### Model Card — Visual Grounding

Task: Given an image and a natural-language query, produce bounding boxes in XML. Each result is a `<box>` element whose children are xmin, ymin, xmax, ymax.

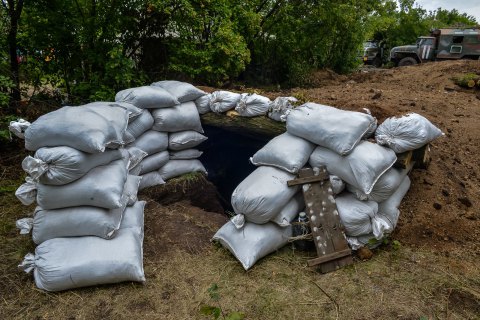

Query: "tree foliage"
<box><xmin>0</xmin><ymin>0</ymin><xmax>478</xmax><ymax>105</ymax></box>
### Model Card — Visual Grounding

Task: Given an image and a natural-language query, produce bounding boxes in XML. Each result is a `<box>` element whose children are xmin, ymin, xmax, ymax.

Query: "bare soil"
<box><xmin>1</xmin><ymin>60</ymin><xmax>479</xmax><ymax>319</ymax></box>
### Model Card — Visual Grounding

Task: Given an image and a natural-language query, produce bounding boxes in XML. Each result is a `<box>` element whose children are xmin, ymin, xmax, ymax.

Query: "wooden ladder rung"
<box><xmin>307</xmin><ymin>249</ymin><xmax>352</xmax><ymax>267</ymax></box>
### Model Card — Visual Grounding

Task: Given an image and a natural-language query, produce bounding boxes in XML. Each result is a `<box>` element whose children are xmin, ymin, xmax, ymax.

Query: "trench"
<box><xmin>198</xmin><ymin>125</ymin><xmax>271</xmax><ymax>211</ymax></box>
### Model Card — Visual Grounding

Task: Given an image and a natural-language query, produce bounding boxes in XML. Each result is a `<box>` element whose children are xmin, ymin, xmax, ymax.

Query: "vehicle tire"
<box><xmin>373</xmin><ymin>56</ymin><xmax>382</xmax><ymax>68</ymax></box>
<box><xmin>398</xmin><ymin>57</ymin><xmax>417</xmax><ymax>67</ymax></box>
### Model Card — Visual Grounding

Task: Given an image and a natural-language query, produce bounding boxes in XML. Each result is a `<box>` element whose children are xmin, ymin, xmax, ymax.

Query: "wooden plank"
<box><xmin>299</xmin><ymin>167</ymin><xmax>353</xmax><ymax>273</ymax></box>
<box><xmin>287</xmin><ymin>172</ymin><xmax>329</xmax><ymax>186</ymax></box>
<box><xmin>307</xmin><ymin>249</ymin><xmax>352</xmax><ymax>267</ymax></box>
<box><xmin>394</xmin><ymin>150</ymin><xmax>413</xmax><ymax>169</ymax></box>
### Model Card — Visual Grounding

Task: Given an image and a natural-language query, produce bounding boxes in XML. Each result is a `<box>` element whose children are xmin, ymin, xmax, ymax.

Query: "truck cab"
<box><xmin>361</xmin><ymin>40</ymin><xmax>384</xmax><ymax>67</ymax></box>
<box><xmin>390</xmin><ymin>28</ymin><xmax>480</xmax><ymax>66</ymax></box>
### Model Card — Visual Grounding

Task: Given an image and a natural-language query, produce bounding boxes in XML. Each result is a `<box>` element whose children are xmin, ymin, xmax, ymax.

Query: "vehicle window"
<box><xmin>423</xmin><ymin>38</ymin><xmax>434</xmax><ymax>46</ymax></box>
<box><xmin>464</xmin><ymin>36</ymin><xmax>480</xmax><ymax>44</ymax></box>
<box><xmin>452</xmin><ymin>36</ymin><xmax>464</xmax><ymax>44</ymax></box>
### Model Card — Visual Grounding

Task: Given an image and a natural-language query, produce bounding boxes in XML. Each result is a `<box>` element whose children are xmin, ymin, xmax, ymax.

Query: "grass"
<box><xmin>0</xmin><ymin>162</ymin><xmax>479</xmax><ymax>319</ymax></box>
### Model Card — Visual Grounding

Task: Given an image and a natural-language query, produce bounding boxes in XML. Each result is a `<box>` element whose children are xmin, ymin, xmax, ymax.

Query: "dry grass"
<box><xmin>1</xmin><ymin>187</ymin><xmax>479</xmax><ymax>319</ymax></box>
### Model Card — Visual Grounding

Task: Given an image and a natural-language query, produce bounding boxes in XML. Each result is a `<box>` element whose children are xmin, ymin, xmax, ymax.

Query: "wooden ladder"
<box><xmin>288</xmin><ymin>166</ymin><xmax>353</xmax><ymax>273</ymax></box>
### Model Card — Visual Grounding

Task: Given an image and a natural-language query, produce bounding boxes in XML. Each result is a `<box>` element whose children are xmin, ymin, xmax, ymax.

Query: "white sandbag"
<box><xmin>375</xmin><ymin>113</ymin><xmax>443</xmax><ymax>153</ymax></box>
<box><xmin>138</xmin><ymin>151</ymin><xmax>169</xmax><ymax>175</ymax></box>
<box><xmin>212</xmin><ymin>221</ymin><xmax>292</xmax><ymax>270</ymax></box>
<box><xmin>235</xmin><ymin>93</ymin><xmax>271</xmax><ymax>117</ymax></box>
<box><xmin>138</xmin><ymin>171</ymin><xmax>165</xmax><ymax>190</ymax></box>
<box><xmin>120</xmin><ymin>200</ymin><xmax>145</xmax><ymax>229</ymax></box>
<box><xmin>115</xmin><ymin>86</ymin><xmax>179</xmax><ymax>109</ymax></box>
<box><xmin>309</xmin><ymin>141</ymin><xmax>397</xmax><ymax>195</ymax></box>
<box><xmin>286</xmin><ymin>103</ymin><xmax>377</xmax><ymax>155</ymax></box>
<box><xmin>127</xmin><ymin>130</ymin><xmax>169</xmax><ymax>155</ymax></box>
<box><xmin>346</xmin><ymin>233</ymin><xmax>380</xmax><ymax>250</ymax></box>
<box><xmin>124</xmin><ymin>175</ymin><xmax>142</xmax><ymax>205</ymax></box>
<box><xmin>158</xmin><ymin>160</ymin><xmax>207</xmax><ymax>180</ymax></box>
<box><xmin>151</xmin><ymin>101</ymin><xmax>203</xmax><ymax>133</ymax></box>
<box><xmin>268</xmin><ymin>97</ymin><xmax>298</xmax><ymax>122</ymax></box>
<box><xmin>82</xmin><ymin>101</ymin><xmax>143</xmax><ymax>121</ymax></box>
<box><xmin>330</xmin><ymin>175</ymin><xmax>345</xmax><ymax>195</ymax></box>
<box><xmin>18</xmin><ymin>227</ymin><xmax>145</xmax><ymax>291</ymax></box>
<box><xmin>271</xmin><ymin>193</ymin><xmax>305</xmax><ymax>227</ymax></box>
<box><xmin>195</xmin><ymin>94</ymin><xmax>211</xmax><ymax>114</ymax></box>
<box><xmin>22</xmin><ymin>147</ymin><xmax>123</xmax><ymax>185</ymax></box>
<box><xmin>17</xmin><ymin>198</ymin><xmax>127</xmax><ymax>244</ymax></box>
<box><xmin>151</xmin><ymin>80</ymin><xmax>206</xmax><ymax>103</ymax></box>
<box><xmin>25</xmin><ymin>106</ymin><xmax>130</xmax><ymax>153</ymax></box>
<box><xmin>231</xmin><ymin>166</ymin><xmax>299</xmax><ymax>224</ymax></box>
<box><xmin>126</xmin><ymin>109</ymin><xmax>155</xmax><ymax>139</ymax></box>
<box><xmin>336</xmin><ymin>192</ymin><xmax>378</xmax><ymax>237</ymax></box>
<box><xmin>124</xmin><ymin>146</ymin><xmax>148</xmax><ymax>171</ymax></box>
<box><xmin>16</xmin><ymin>159</ymin><xmax>128</xmax><ymax>209</ymax></box>
<box><xmin>9</xmin><ymin>119</ymin><xmax>31</xmax><ymax>139</ymax></box>
<box><xmin>210</xmin><ymin>91</ymin><xmax>241</xmax><ymax>113</ymax></box>
<box><xmin>347</xmin><ymin>163</ymin><xmax>412</xmax><ymax>202</ymax></box>
<box><xmin>250</xmin><ymin>132</ymin><xmax>315</xmax><ymax>174</ymax></box>
<box><xmin>168</xmin><ymin>130</ymin><xmax>207</xmax><ymax>151</ymax></box>
<box><xmin>372</xmin><ymin>176</ymin><xmax>411</xmax><ymax>240</ymax></box>
<box><xmin>169</xmin><ymin>149</ymin><xmax>203</xmax><ymax>160</ymax></box>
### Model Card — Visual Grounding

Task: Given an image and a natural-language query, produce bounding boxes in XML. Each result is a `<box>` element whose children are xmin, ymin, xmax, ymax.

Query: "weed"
<box><xmin>200</xmin><ymin>284</ymin><xmax>245</xmax><ymax>320</ymax></box>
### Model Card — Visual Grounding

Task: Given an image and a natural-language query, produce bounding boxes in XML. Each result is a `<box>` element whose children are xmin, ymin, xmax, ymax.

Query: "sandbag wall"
<box><xmin>13</xmin><ymin>81</ymin><xmax>209</xmax><ymax>291</ymax></box>
<box><xmin>213</xmin><ymin>102</ymin><xmax>443</xmax><ymax>270</ymax></box>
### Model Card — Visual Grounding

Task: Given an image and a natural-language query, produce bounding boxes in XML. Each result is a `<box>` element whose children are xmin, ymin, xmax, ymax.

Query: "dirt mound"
<box><xmin>286</xmin><ymin>60</ymin><xmax>480</xmax><ymax>255</ymax></box>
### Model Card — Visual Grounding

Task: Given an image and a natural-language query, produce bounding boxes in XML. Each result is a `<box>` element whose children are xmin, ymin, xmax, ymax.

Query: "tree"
<box><xmin>1</xmin><ymin>0</ymin><xmax>24</xmax><ymax>109</ymax></box>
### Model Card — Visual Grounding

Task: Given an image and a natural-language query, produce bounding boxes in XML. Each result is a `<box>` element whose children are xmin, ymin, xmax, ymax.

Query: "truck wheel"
<box><xmin>398</xmin><ymin>57</ymin><xmax>417</xmax><ymax>66</ymax></box>
<box><xmin>373</xmin><ymin>57</ymin><xmax>382</xmax><ymax>68</ymax></box>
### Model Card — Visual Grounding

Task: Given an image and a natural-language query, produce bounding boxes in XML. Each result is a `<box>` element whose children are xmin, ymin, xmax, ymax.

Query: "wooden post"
<box><xmin>289</xmin><ymin>166</ymin><xmax>353</xmax><ymax>273</ymax></box>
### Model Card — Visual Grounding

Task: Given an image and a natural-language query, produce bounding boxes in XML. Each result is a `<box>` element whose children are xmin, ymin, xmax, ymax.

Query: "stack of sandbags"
<box><xmin>14</xmin><ymin>103</ymin><xmax>146</xmax><ymax>291</ymax></box>
<box><xmin>115</xmin><ymin>82</ymin><xmax>209</xmax><ymax>190</ymax></box>
<box><xmin>214</xmin><ymin>103</ymin><xmax>443</xmax><ymax>269</ymax></box>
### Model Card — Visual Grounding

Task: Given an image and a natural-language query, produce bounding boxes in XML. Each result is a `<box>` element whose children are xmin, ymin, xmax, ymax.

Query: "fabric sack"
<box><xmin>168</xmin><ymin>131</ymin><xmax>207</xmax><ymax>151</ymax></box>
<box><xmin>127</xmin><ymin>130</ymin><xmax>169</xmax><ymax>156</ymax></box>
<box><xmin>271</xmin><ymin>193</ymin><xmax>305</xmax><ymax>227</ymax></box>
<box><xmin>126</xmin><ymin>109</ymin><xmax>155</xmax><ymax>139</ymax></box>
<box><xmin>235</xmin><ymin>93</ymin><xmax>271</xmax><ymax>117</ymax></box>
<box><xmin>115</xmin><ymin>86</ymin><xmax>179</xmax><ymax>109</ymax></box>
<box><xmin>138</xmin><ymin>151</ymin><xmax>170</xmax><ymax>175</ymax></box>
<box><xmin>151</xmin><ymin>101</ymin><xmax>203</xmax><ymax>133</ymax></box>
<box><xmin>210</xmin><ymin>91</ymin><xmax>241</xmax><ymax>113</ymax></box>
<box><xmin>158</xmin><ymin>160</ymin><xmax>207</xmax><ymax>180</ymax></box>
<box><xmin>286</xmin><ymin>103</ymin><xmax>377</xmax><ymax>155</ymax></box>
<box><xmin>250</xmin><ymin>132</ymin><xmax>315</xmax><ymax>174</ymax></box>
<box><xmin>195</xmin><ymin>94</ymin><xmax>211</xmax><ymax>114</ymax></box>
<box><xmin>336</xmin><ymin>192</ymin><xmax>378</xmax><ymax>237</ymax></box>
<box><xmin>169</xmin><ymin>149</ymin><xmax>203</xmax><ymax>160</ymax></box>
<box><xmin>268</xmin><ymin>97</ymin><xmax>298</xmax><ymax>122</ymax></box>
<box><xmin>151</xmin><ymin>80</ymin><xmax>206</xmax><ymax>103</ymax></box>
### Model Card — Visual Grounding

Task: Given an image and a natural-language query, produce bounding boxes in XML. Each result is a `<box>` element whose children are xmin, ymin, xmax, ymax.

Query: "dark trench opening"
<box><xmin>198</xmin><ymin>125</ymin><xmax>272</xmax><ymax>212</ymax></box>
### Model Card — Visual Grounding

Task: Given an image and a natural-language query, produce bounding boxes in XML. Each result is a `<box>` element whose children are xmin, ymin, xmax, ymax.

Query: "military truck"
<box><xmin>361</xmin><ymin>40</ymin><xmax>385</xmax><ymax>68</ymax></box>
<box><xmin>390</xmin><ymin>27</ymin><xmax>480</xmax><ymax>66</ymax></box>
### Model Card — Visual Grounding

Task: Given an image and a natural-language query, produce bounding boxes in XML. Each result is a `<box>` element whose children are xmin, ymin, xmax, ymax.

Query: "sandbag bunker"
<box><xmin>11</xmin><ymin>81</ymin><xmax>443</xmax><ymax>291</ymax></box>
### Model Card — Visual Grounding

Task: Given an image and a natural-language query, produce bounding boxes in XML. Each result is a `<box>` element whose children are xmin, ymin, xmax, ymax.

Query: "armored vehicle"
<box><xmin>390</xmin><ymin>27</ymin><xmax>480</xmax><ymax>66</ymax></box>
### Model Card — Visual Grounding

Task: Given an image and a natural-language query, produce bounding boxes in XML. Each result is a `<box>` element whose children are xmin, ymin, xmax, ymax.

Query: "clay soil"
<box><xmin>1</xmin><ymin>60</ymin><xmax>479</xmax><ymax>319</ymax></box>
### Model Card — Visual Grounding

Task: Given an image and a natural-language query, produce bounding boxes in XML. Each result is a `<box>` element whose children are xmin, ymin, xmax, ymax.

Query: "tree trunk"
<box><xmin>5</xmin><ymin>0</ymin><xmax>24</xmax><ymax>110</ymax></box>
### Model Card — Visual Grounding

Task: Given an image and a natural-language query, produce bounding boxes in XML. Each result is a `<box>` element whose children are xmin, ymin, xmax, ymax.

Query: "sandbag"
<box><xmin>151</xmin><ymin>102</ymin><xmax>203</xmax><ymax>133</ymax></box>
<box><xmin>195</xmin><ymin>94</ymin><xmax>211</xmax><ymax>114</ymax></box>
<box><xmin>372</xmin><ymin>176</ymin><xmax>411</xmax><ymax>240</ymax></box>
<box><xmin>235</xmin><ymin>93</ymin><xmax>271</xmax><ymax>117</ymax></box>
<box><xmin>18</xmin><ymin>227</ymin><xmax>145</xmax><ymax>292</ymax></box>
<box><xmin>17</xmin><ymin>198</ymin><xmax>127</xmax><ymax>244</ymax></box>
<box><xmin>9</xmin><ymin>119</ymin><xmax>31</xmax><ymax>139</ymax></box>
<box><xmin>138</xmin><ymin>171</ymin><xmax>165</xmax><ymax>190</ymax></box>
<box><xmin>120</xmin><ymin>200</ymin><xmax>146</xmax><ymax>229</ymax></box>
<box><xmin>25</xmin><ymin>106</ymin><xmax>129</xmax><ymax>153</ymax></box>
<box><xmin>16</xmin><ymin>159</ymin><xmax>128</xmax><ymax>209</ymax></box>
<box><xmin>210</xmin><ymin>91</ymin><xmax>241</xmax><ymax>113</ymax></box>
<box><xmin>82</xmin><ymin>101</ymin><xmax>142</xmax><ymax>122</ymax></box>
<box><xmin>158</xmin><ymin>160</ymin><xmax>207</xmax><ymax>180</ymax></box>
<box><xmin>309</xmin><ymin>141</ymin><xmax>397</xmax><ymax>195</ymax></box>
<box><xmin>268</xmin><ymin>97</ymin><xmax>298</xmax><ymax>122</ymax></box>
<box><xmin>212</xmin><ymin>221</ymin><xmax>292</xmax><ymax>270</ymax></box>
<box><xmin>347</xmin><ymin>163</ymin><xmax>413</xmax><ymax>202</ymax></box>
<box><xmin>124</xmin><ymin>175</ymin><xmax>142</xmax><ymax>205</ymax></box>
<box><xmin>346</xmin><ymin>233</ymin><xmax>380</xmax><ymax>250</ymax></box>
<box><xmin>115</xmin><ymin>86</ymin><xmax>179</xmax><ymax>109</ymax></box>
<box><xmin>126</xmin><ymin>109</ymin><xmax>154</xmax><ymax>139</ymax></box>
<box><xmin>138</xmin><ymin>151</ymin><xmax>169</xmax><ymax>175</ymax></box>
<box><xmin>22</xmin><ymin>147</ymin><xmax>123</xmax><ymax>185</ymax></box>
<box><xmin>336</xmin><ymin>192</ymin><xmax>378</xmax><ymax>237</ymax></box>
<box><xmin>231</xmin><ymin>166</ymin><xmax>299</xmax><ymax>224</ymax></box>
<box><xmin>286</xmin><ymin>103</ymin><xmax>377</xmax><ymax>155</ymax></box>
<box><xmin>169</xmin><ymin>149</ymin><xmax>203</xmax><ymax>160</ymax></box>
<box><xmin>375</xmin><ymin>113</ymin><xmax>443</xmax><ymax>153</ymax></box>
<box><xmin>168</xmin><ymin>131</ymin><xmax>207</xmax><ymax>151</ymax></box>
<box><xmin>250</xmin><ymin>132</ymin><xmax>315</xmax><ymax>174</ymax></box>
<box><xmin>151</xmin><ymin>80</ymin><xmax>206</xmax><ymax>103</ymax></box>
<box><xmin>271</xmin><ymin>193</ymin><xmax>305</xmax><ymax>227</ymax></box>
<box><xmin>127</xmin><ymin>130</ymin><xmax>168</xmax><ymax>155</ymax></box>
